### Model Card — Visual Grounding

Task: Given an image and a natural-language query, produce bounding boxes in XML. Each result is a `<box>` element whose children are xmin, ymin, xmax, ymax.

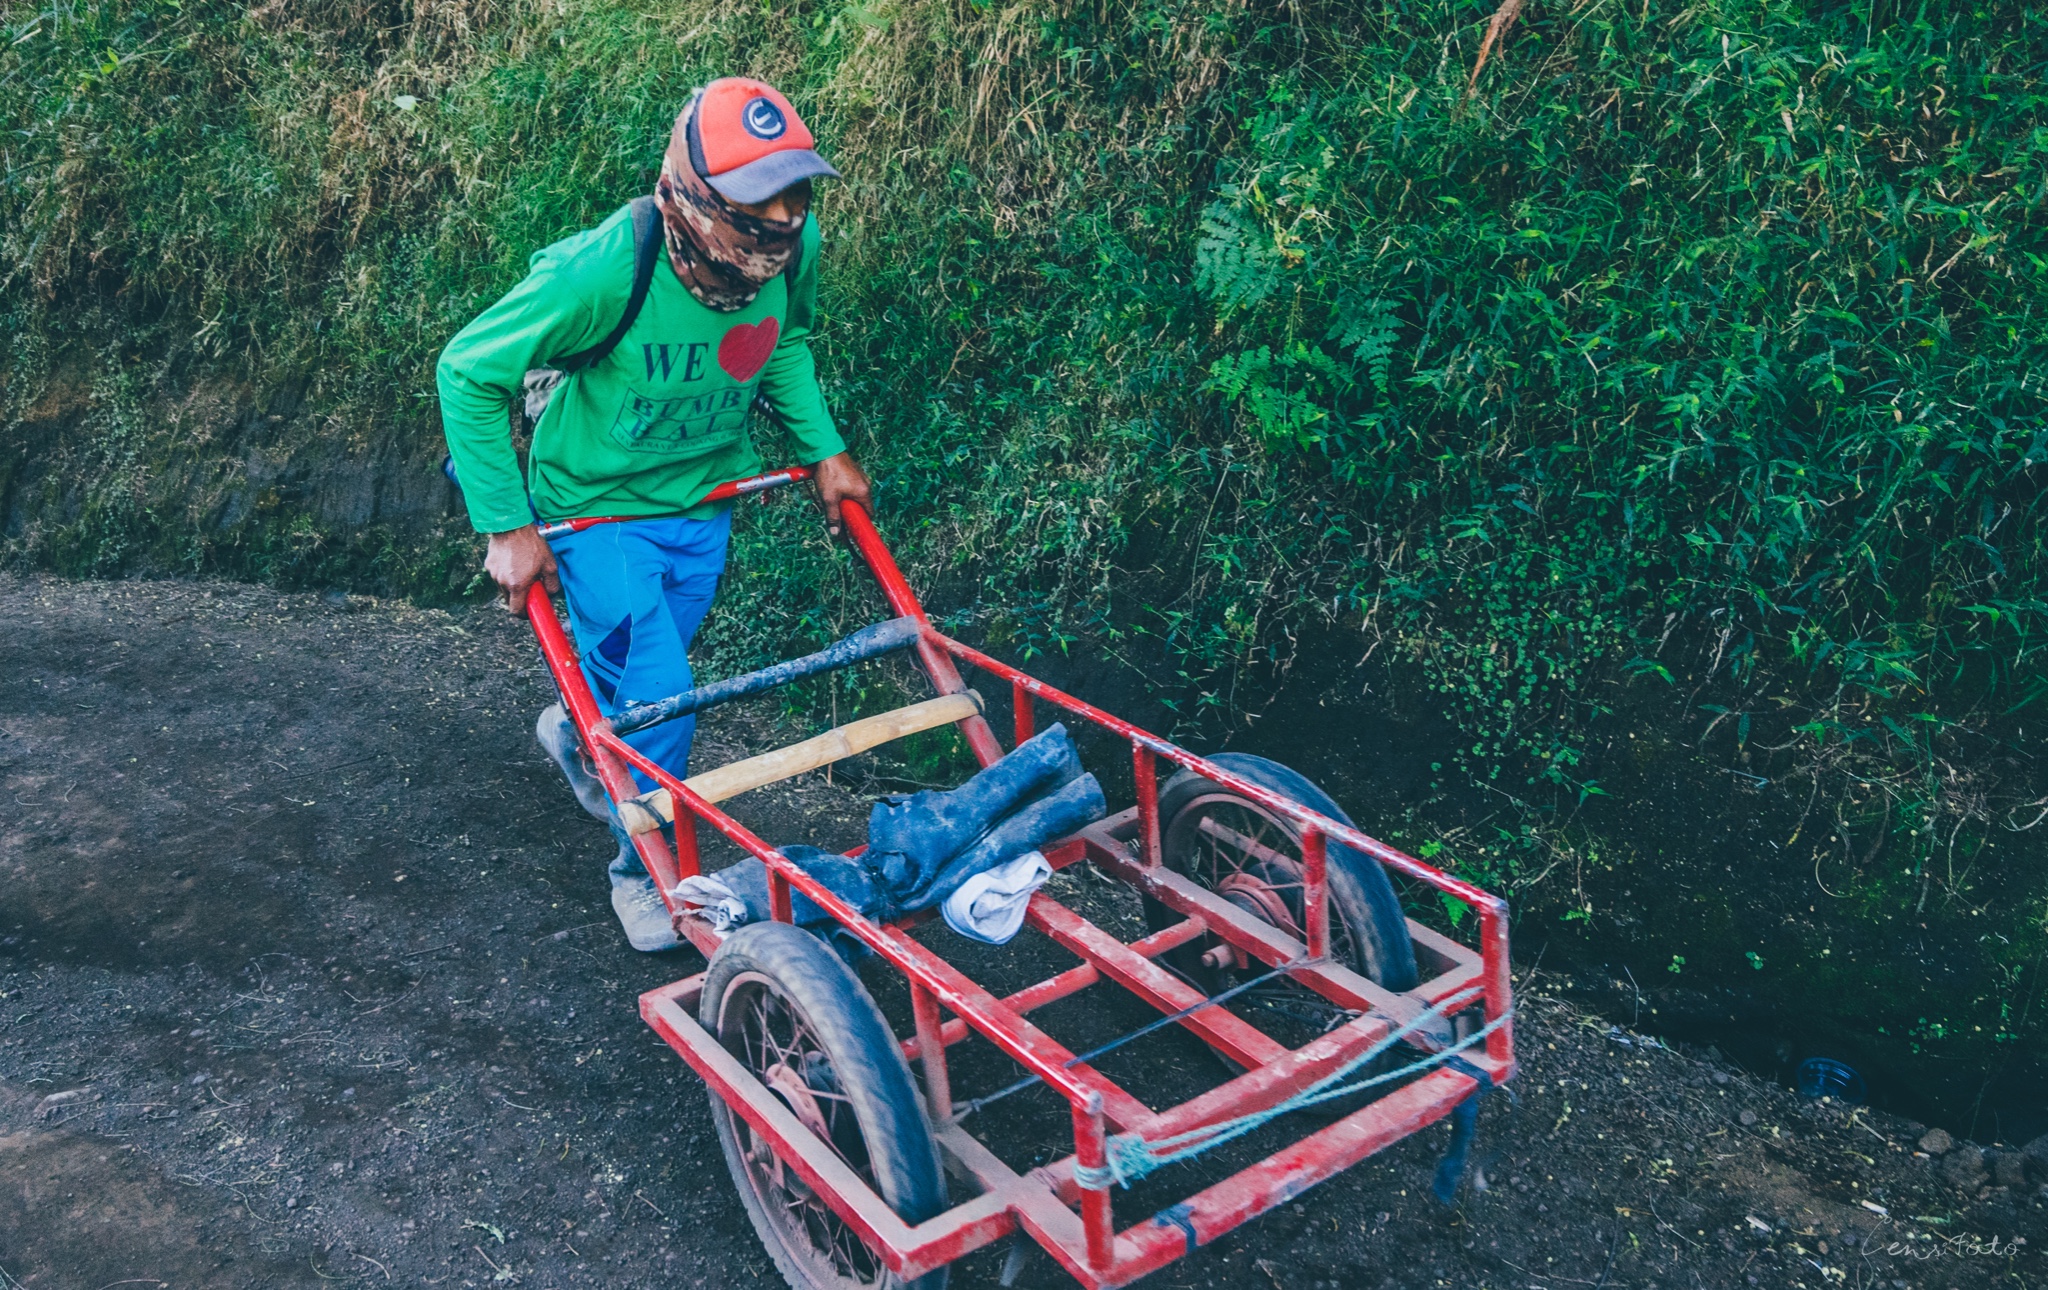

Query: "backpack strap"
<box><xmin>553</xmin><ymin>200</ymin><xmax>802</xmax><ymax>375</ymax></box>
<box><xmin>555</xmin><ymin>195</ymin><xmax>661</xmax><ymax>373</ymax></box>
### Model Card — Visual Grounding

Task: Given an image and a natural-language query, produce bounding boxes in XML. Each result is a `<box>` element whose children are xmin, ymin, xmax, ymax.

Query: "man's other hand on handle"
<box><xmin>812</xmin><ymin>451</ymin><xmax>873</xmax><ymax>538</ymax></box>
<box><xmin>486</xmin><ymin>525</ymin><xmax>560</xmax><ymax>615</ymax></box>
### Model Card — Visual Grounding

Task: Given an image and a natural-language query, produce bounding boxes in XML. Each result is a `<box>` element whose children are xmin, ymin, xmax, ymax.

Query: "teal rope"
<box><xmin>1071</xmin><ymin>997</ymin><xmax>1511</xmax><ymax>1191</ymax></box>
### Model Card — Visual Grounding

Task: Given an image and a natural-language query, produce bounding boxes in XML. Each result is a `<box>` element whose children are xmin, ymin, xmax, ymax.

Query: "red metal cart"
<box><xmin>524</xmin><ymin>468</ymin><xmax>1515</xmax><ymax>1290</ymax></box>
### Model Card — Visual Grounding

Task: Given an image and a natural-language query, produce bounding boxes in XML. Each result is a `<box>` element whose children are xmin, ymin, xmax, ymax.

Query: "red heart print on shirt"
<box><xmin>717</xmin><ymin>317</ymin><xmax>780</xmax><ymax>383</ymax></box>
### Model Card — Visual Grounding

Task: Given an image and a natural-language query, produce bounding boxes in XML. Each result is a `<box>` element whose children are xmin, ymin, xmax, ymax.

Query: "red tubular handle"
<box><xmin>523</xmin><ymin>584</ymin><xmax>684</xmax><ymax>898</ymax></box>
<box><xmin>836</xmin><ymin>499</ymin><xmax>1007</xmax><ymax>767</ymax></box>
<box><xmin>533</xmin><ymin>466</ymin><xmax>814</xmax><ymax>539</ymax></box>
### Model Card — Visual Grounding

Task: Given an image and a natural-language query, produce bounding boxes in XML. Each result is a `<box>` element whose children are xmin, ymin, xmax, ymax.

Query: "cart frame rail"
<box><xmin>523</xmin><ymin>469</ymin><xmax>1515</xmax><ymax>1290</ymax></box>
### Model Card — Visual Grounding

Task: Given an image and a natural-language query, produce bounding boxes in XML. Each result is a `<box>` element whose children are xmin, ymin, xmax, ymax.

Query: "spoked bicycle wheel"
<box><xmin>1142</xmin><ymin>753</ymin><xmax>1419</xmax><ymax>1048</ymax></box>
<box><xmin>702</xmin><ymin>921</ymin><xmax>949</xmax><ymax>1290</ymax></box>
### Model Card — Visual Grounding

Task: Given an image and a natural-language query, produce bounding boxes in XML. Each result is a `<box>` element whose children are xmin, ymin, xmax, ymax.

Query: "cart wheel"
<box><xmin>702</xmin><ymin>921</ymin><xmax>949</xmax><ymax>1290</ymax></box>
<box><xmin>1142</xmin><ymin>753</ymin><xmax>1419</xmax><ymax>1000</ymax></box>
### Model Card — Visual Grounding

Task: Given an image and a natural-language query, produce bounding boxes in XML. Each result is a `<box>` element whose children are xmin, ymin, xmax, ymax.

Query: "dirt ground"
<box><xmin>2</xmin><ymin>572</ymin><xmax>2044</xmax><ymax>1290</ymax></box>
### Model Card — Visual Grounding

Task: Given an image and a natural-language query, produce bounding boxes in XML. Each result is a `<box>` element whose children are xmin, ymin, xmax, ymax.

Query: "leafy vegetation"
<box><xmin>4</xmin><ymin>0</ymin><xmax>2046</xmax><ymax>1119</ymax></box>
<box><xmin>1194</xmin><ymin>4</ymin><xmax>2048</xmax><ymax>792</ymax></box>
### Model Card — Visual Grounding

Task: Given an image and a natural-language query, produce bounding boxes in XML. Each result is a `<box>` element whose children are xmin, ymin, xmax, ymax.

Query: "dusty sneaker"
<box><xmin>609</xmin><ymin>875</ymin><xmax>680</xmax><ymax>952</ymax></box>
<box><xmin>536</xmin><ymin>703</ymin><xmax>612</xmax><ymax>821</ymax></box>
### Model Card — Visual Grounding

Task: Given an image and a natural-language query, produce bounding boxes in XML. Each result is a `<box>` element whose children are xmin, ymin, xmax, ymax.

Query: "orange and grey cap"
<box><xmin>685</xmin><ymin>77</ymin><xmax>840</xmax><ymax>205</ymax></box>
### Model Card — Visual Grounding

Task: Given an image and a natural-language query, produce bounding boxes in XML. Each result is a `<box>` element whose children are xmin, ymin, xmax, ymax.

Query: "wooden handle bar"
<box><xmin>616</xmin><ymin>691</ymin><xmax>984</xmax><ymax>835</ymax></box>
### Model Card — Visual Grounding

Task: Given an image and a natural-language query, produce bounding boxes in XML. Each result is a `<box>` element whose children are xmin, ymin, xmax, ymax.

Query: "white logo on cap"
<box><xmin>741</xmin><ymin>97</ymin><xmax>787</xmax><ymax>141</ymax></box>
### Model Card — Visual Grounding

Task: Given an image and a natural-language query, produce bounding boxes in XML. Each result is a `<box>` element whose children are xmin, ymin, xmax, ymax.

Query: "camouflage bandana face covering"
<box><xmin>654</xmin><ymin>97</ymin><xmax>805</xmax><ymax>312</ymax></box>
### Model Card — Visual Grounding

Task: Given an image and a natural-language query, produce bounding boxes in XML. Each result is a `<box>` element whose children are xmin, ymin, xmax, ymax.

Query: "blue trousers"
<box><xmin>546</xmin><ymin>511</ymin><xmax>732</xmax><ymax>795</ymax></box>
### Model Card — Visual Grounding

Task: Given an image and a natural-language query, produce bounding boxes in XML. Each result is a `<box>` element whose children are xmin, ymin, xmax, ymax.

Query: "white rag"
<box><xmin>941</xmin><ymin>851</ymin><xmax>1052</xmax><ymax>945</ymax></box>
<box><xmin>670</xmin><ymin>874</ymin><xmax>750</xmax><ymax>932</ymax></box>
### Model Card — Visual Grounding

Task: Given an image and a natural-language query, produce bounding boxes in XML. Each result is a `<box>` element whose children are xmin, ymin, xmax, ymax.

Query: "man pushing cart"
<box><xmin>438</xmin><ymin>76</ymin><xmax>869</xmax><ymax>950</ymax></box>
<box><xmin>438</xmin><ymin>75</ymin><xmax>1516</xmax><ymax>1290</ymax></box>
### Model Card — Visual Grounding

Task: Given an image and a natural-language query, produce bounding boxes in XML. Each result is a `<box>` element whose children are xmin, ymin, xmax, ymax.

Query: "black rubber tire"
<box><xmin>1142</xmin><ymin>752</ymin><xmax>1419</xmax><ymax>994</ymax></box>
<box><xmin>702</xmin><ymin>921</ymin><xmax>949</xmax><ymax>1290</ymax></box>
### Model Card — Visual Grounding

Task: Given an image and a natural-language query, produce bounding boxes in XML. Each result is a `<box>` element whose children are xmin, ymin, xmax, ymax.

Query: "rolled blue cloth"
<box><xmin>866</xmin><ymin>722</ymin><xmax>1083</xmax><ymax>893</ymax></box>
<box><xmin>910</xmin><ymin>772</ymin><xmax>1106</xmax><ymax>910</ymax></box>
<box><xmin>720</xmin><ymin>846</ymin><xmax>886</xmax><ymax>928</ymax></box>
<box><xmin>713</xmin><ymin>727</ymin><xmax>1104</xmax><ymax>962</ymax></box>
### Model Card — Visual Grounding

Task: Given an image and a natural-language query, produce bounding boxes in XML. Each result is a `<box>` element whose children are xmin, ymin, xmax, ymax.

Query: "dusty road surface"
<box><xmin>1</xmin><ymin>573</ymin><xmax>2043</xmax><ymax>1289</ymax></box>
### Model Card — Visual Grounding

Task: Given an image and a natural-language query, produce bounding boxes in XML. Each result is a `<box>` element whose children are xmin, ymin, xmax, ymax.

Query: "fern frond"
<box><xmin>1194</xmin><ymin>201</ymin><xmax>1284</xmax><ymax>316</ymax></box>
<box><xmin>1331</xmin><ymin>295</ymin><xmax>1403</xmax><ymax>394</ymax></box>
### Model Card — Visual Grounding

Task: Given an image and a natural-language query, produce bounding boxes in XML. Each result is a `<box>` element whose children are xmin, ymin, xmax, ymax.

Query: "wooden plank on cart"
<box><xmin>617</xmin><ymin>691</ymin><xmax>982</xmax><ymax>834</ymax></box>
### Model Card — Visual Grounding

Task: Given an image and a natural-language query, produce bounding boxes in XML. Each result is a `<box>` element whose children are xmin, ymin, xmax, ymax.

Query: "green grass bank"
<box><xmin>4</xmin><ymin>0</ymin><xmax>2046</xmax><ymax>1130</ymax></box>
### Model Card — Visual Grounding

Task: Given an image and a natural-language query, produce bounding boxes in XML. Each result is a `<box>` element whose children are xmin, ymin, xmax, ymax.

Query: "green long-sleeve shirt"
<box><xmin>436</xmin><ymin>204</ymin><xmax>844</xmax><ymax>531</ymax></box>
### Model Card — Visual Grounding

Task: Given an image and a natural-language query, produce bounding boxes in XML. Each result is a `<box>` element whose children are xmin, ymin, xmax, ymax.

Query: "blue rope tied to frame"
<box><xmin>1070</xmin><ymin>996</ymin><xmax>1511</xmax><ymax>1192</ymax></box>
<box><xmin>1430</xmin><ymin>1053</ymin><xmax>1491</xmax><ymax>1204</ymax></box>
